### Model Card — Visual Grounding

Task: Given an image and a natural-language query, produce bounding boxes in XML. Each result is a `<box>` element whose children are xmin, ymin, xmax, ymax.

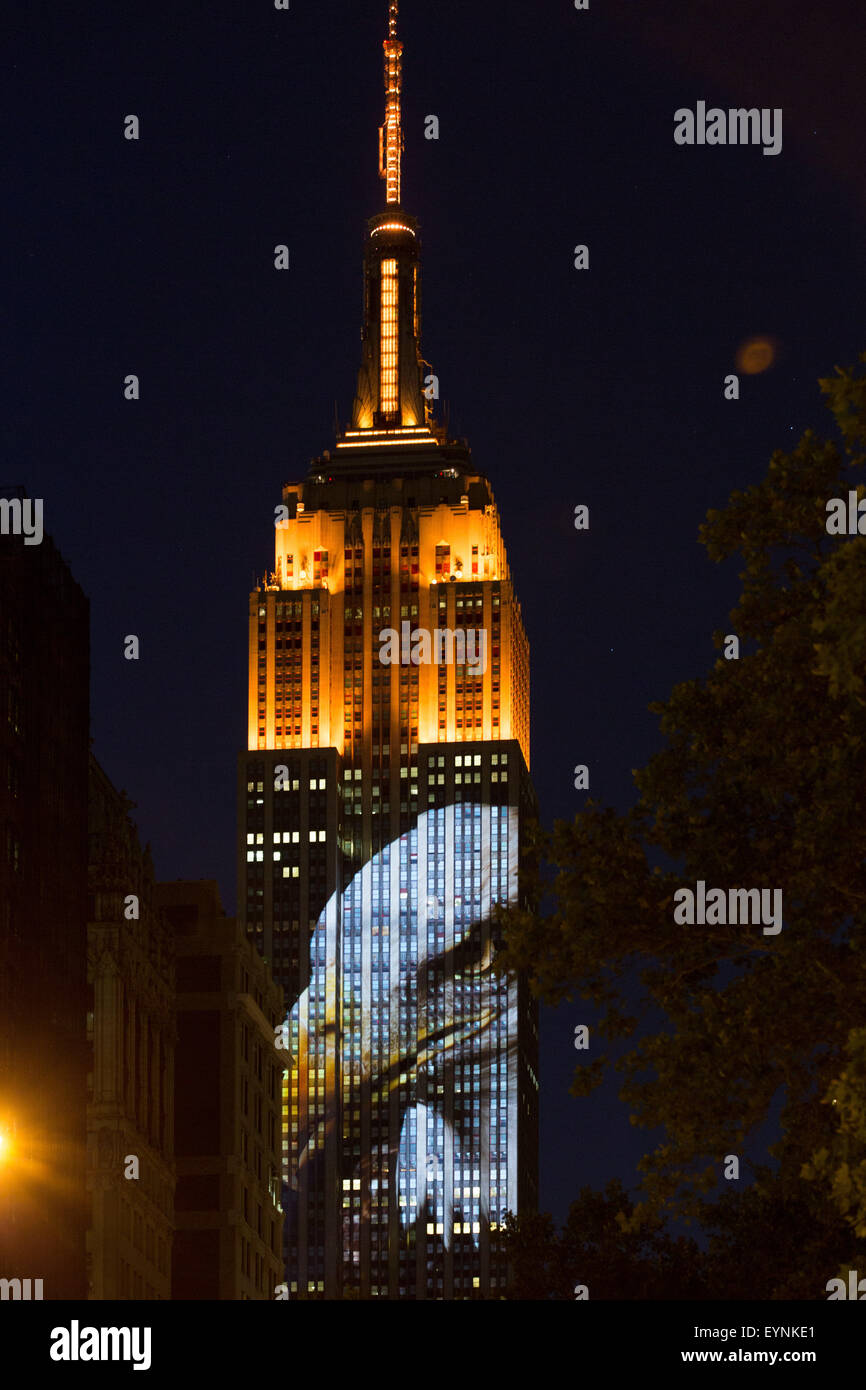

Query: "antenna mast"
<box><xmin>379</xmin><ymin>2</ymin><xmax>403</xmax><ymax>205</ymax></box>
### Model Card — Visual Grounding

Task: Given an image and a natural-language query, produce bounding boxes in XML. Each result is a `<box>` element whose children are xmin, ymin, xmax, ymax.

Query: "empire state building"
<box><xmin>237</xmin><ymin>1</ymin><xmax>538</xmax><ymax>1299</ymax></box>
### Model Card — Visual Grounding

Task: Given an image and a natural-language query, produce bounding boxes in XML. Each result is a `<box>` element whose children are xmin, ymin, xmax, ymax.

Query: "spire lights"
<box><xmin>379</xmin><ymin>1</ymin><xmax>403</xmax><ymax>205</ymax></box>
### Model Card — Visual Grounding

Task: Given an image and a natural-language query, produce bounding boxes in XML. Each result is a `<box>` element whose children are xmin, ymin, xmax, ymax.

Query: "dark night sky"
<box><xmin>6</xmin><ymin>0</ymin><xmax>864</xmax><ymax>1224</ymax></box>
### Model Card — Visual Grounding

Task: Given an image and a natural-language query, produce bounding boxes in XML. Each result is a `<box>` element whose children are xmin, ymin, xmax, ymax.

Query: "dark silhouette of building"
<box><xmin>158</xmin><ymin>880</ymin><xmax>284</xmax><ymax>1299</ymax></box>
<box><xmin>0</xmin><ymin>493</ymin><xmax>89</xmax><ymax>1299</ymax></box>
<box><xmin>87</xmin><ymin>755</ymin><xmax>175</xmax><ymax>1299</ymax></box>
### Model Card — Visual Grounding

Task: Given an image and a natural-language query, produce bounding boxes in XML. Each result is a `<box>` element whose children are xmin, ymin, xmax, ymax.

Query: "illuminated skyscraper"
<box><xmin>237</xmin><ymin>2</ymin><xmax>538</xmax><ymax>1299</ymax></box>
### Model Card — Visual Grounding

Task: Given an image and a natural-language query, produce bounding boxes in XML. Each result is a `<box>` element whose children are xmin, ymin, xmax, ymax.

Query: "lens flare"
<box><xmin>735</xmin><ymin>336</ymin><xmax>778</xmax><ymax>375</ymax></box>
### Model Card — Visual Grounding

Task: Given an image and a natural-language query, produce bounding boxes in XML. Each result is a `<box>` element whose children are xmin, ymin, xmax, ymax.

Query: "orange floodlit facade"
<box><xmin>247</xmin><ymin>486</ymin><xmax>529</xmax><ymax>764</ymax></box>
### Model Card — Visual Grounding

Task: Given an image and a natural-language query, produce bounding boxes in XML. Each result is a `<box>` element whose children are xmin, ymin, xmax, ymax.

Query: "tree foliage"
<box><xmin>802</xmin><ymin>1026</ymin><xmax>866</xmax><ymax>1241</ymax></box>
<box><xmin>501</xmin><ymin>1181</ymin><xmax>706</xmax><ymax>1299</ymax></box>
<box><xmin>497</xmin><ymin>355</ymin><xmax>866</xmax><ymax>1283</ymax></box>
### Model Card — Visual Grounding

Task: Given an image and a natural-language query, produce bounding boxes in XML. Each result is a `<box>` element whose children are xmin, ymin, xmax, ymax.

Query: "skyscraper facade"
<box><xmin>237</xmin><ymin>2</ymin><xmax>538</xmax><ymax>1299</ymax></box>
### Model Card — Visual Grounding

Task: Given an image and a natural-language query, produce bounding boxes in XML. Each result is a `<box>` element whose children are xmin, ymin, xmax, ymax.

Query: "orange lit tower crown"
<box><xmin>247</xmin><ymin>0</ymin><xmax>530</xmax><ymax>770</ymax></box>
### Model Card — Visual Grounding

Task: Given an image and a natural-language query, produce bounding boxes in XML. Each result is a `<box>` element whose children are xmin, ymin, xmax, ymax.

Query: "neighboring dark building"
<box><xmin>236</xmin><ymin>3</ymin><xmax>538</xmax><ymax>1299</ymax></box>
<box><xmin>158</xmin><ymin>880</ymin><xmax>284</xmax><ymax>1300</ymax></box>
<box><xmin>87</xmin><ymin>755</ymin><xmax>175</xmax><ymax>1299</ymax></box>
<box><xmin>0</xmin><ymin>493</ymin><xmax>89</xmax><ymax>1299</ymax></box>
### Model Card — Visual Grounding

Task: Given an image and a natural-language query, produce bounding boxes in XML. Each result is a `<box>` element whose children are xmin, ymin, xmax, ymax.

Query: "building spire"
<box><xmin>379</xmin><ymin>2</ymin><xmax>403</xmax><ymax>205</ymax></box>
<box><xmin>344</xmin><ymin>0</ymin><xmax>434</xmax><ymax>442</ymax></box>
